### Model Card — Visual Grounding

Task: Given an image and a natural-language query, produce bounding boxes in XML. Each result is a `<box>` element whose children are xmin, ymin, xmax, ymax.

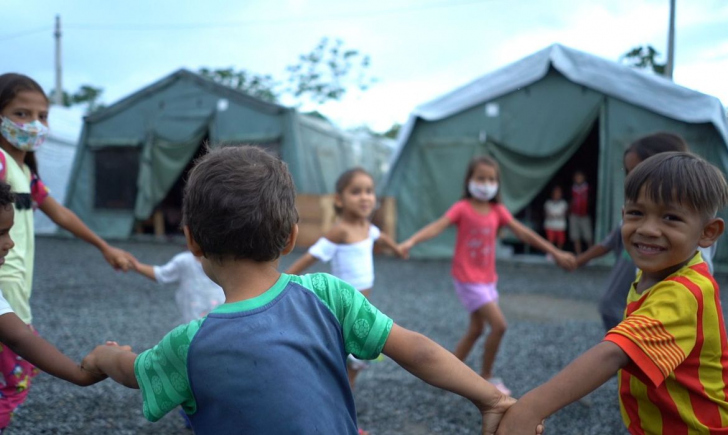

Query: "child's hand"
<box><xmin>102</xmin><ymin>246</ymin><xmax>137</xmax><ymax>272</ymax></box>
<box><xmin>397</xmin><ymin>240</ymin><xmax>414</xmax><ymax>259</ymax></box>
<box><xmin>553</xmin><ymin>250</ymin><xmax>576</xmax><ymax>272</ymax></box>
<box><xmin>481</xmin><ymin>394</ymin><xmax>516</xmax><ymax>435</ymax></box>
<box><xmin>494</xmin><ymin>401</ymin><xmax>545</xmax><ymax>435</ymax></box>
<box><xmin>81</xmin><ymin>341</ymin><xmax>133</xmax><ymax>377</ymax></box>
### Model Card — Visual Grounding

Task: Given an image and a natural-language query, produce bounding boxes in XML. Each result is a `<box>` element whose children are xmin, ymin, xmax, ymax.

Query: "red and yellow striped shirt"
<box><xmin>604</xmin><ymin>253</ymin><xmax>728</xmax><ymax>434</ymax></box>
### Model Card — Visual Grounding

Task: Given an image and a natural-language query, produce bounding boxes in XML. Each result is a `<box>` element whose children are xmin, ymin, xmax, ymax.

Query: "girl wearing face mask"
<box><xmin>0</xmin><ymin>73</ymin><xmax>136</xmax><ymax>429</ymax></box>
<box><xmin>399</xmin><ymin>156</ymin><xmax>575</xmax><ymax>396</ymax></box>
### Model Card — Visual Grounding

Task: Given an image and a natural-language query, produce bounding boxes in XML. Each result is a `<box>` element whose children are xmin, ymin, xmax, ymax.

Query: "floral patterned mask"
<box><xmin>0</xmin><ymin>117</ymin><xmax>48</xmax><ymax>152</ymax></box>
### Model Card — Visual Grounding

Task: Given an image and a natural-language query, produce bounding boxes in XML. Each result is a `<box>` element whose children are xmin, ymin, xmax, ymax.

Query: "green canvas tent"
<box><xmin>64</xmin><ymin>69</ymin><xmax>392</xmax><ymax>239</ymax></box>
<box><xmin>384</xmin><ymin>44</ymin><xmax>728</xmax><ymax>265</ymax></box>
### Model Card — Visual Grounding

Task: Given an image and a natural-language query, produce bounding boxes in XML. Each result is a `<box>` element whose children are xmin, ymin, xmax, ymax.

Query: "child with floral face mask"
<box><xmin>399</xmin><ymin>156</ymin><xmax>576</xmax><ymax>396</ymax></box>
<box><xmin>0</xmin><ymin>73</ymin><xmax>137</xmax><ymax>430</ymax></box>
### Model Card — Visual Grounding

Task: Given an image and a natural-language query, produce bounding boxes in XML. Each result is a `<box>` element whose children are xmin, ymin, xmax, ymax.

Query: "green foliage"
<box><xmin>199</xmin><ymin>37</ymin><xmax>375</xmax><ymax>106</ymax></box>
<box><xmin>198</xmin><ymin>68</ymin><xmax>279</xmax><ymax>103</ymax></box>
<box><xmin>382</xmin><ymin>123</ymin><xmax>401</xmax><ymax>139</ymax></box>
<box><xmin>50</xmin><ymin>84</ymin><xmax>105</xmax><ymax>113</ymax></box>
<box><xmin>621</xmin><ymin>45</ymin><xmax>666</xmax><ymax>75</ymax></box>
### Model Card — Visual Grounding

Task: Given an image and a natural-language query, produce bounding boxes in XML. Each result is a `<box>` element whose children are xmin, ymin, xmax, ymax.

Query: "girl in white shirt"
<box><xmin>286</xmin><ymin>168</ymin><xmax>402</xmax><ymax>433</ymax></box>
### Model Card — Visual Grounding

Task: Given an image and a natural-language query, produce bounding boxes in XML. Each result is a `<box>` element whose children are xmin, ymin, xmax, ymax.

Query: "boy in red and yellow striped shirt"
<box><xmin>496</xmin><ymin>152</ymin><xmax>728</xmax><ymax>435</ymax></box>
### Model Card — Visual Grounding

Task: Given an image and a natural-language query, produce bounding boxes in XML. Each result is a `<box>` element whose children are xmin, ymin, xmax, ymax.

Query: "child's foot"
<box><xmin>358</xmin><ymin>428</ymin><xmax>370</xmax><ymax>435</ymax></box>
<box><xmin>487</xmin><ymin>377</ymin><xmax>512</xmax><ymax>396</ymax></box>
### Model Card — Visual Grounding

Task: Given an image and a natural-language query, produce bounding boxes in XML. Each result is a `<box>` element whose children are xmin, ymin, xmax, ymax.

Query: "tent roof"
<box><xmin>397</xmin><ymin>44</ymin><xmax>728</xmax><ymax>147</ymax></box>
<box><xmin>85</xmin><ymin>69</ymin><xmax>288</xmax><ymax>124</ymax></box>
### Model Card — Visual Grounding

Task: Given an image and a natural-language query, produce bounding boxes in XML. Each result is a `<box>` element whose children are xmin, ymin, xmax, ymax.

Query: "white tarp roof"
<box><xmin>35</xmin><ymin>106</ymin><xmax>85</xmax><ymax>234</ymax></box>
<box><xmin>395</xmin><ymin>43</ymin><xmax>728</xmax><ymax>155</ymax></box>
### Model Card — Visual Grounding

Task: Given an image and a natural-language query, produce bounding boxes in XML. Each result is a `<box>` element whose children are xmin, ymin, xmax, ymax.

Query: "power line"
<box><xmin>0</xmin><ymin>26</ymin><xmax>52</xmax><ymax>42</ymax></box>
<box><xmin>64</xmin><ymin>0</ymin><xmax>494</xmax><ymax>31</ymax></box>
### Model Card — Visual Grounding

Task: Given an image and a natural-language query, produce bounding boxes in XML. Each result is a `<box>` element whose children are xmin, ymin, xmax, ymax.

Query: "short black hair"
<box><xmin>625</xmin><ymin>152</ymin><xmax>728</xmax><ymax>219</ymax></box>
<box><xmin>0</xmin><ymin>181</ymin><xmax>13</xmax><ymax>210</ymax></box>
<box><xmin>183</xmin><ymin>146</ymin><xmax>299</xmax><ymax>262</ymax></box>
<box><xmin>625</xmin><ymin>132</ymin><xmax>689</xmax><ymax>160</ymax></box>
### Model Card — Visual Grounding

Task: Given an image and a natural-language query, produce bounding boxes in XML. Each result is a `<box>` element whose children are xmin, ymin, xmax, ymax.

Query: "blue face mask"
<box><xmin>0</xmin><ymin>117</ymin><xmax>48</xmax><ymax>152</ymax></box>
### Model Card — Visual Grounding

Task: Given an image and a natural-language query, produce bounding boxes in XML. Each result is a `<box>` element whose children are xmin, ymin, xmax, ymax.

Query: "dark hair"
<box><xmin>625</xmin><ymin>132</ymin><xmax>688</xmax><ymax>160</ymax></box>
<box><xmin>183</xmin><ymin>145</ymin><xmax>299</xmax><ymax>262</ymax></box>
<box><xmin>334</xmin><ymin>167</ymin><xmax>373</xmax><ymax>215</ymax></box>
<box><xmin>462</xmin><ymin>156</ymin><xmax>501</xmax><ymax>203</ymax></box>
<box><xmin>625</xmin><ymin>152</ymin><xmax>728</xmax><ymax>219</ymax></box>
<box><xmin>0</xmin><ymin>180</ymin><xmax>14</xmax><ymax>210</ymax></box>
<box><xmin>0</xmin><ymin>73</ymin><xmax>47</xmax><ymax>176</ymax></box>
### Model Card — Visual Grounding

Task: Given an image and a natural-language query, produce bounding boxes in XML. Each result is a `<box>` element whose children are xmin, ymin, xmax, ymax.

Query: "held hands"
<box><xmin>552</xmin><ymin>250</ymin><xmax>577</xmax><ymax>272</ymax></box>
<box><xmin>397</xmin><ymin>240</ymin><xmax>415</xmax><ymax>260</ymax></box>
<box><xmin>81</xmin><ymin>341</ymin><xmax>133</xmax><ymax>378</ymax></box>
<box><xmin>481</xmin><ymin>395</ymin><xmax>544</xmax><ymax>435</ymax></box>
<box><xmin>102</xmin><ymin>246</ymin><xmax>137</xmax><ymax>272</ymax></box>
<box><xmin>494</xmin><ymin>400</ymin><xmax>546</xmax><ymax>435</ymax></box>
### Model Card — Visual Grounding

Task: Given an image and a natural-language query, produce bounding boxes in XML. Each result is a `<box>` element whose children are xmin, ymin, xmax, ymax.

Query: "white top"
<box><xmin>153</xmin><ymin>252</ymin><xmax>226</xmax><ymax>324</ymax></box>
<box><xmin>308</xmin><ymin>225</ymin><xmax>381</xmax><ymax>291</ymax></box>
<box><xmin>0</xmin><ymin>291</ymin><xmax>12</xmax><ymax>317</ymax></box>
<box><xmin>543</xmin><ymin>199</ymin><xmax>568</xmax><ymax>231</ymax></box>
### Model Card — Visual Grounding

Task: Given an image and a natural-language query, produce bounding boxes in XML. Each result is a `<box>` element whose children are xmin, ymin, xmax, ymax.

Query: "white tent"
<box><xmin>34</xmin><ymin>106</ymin><xmax>85</xmax><ymax>234</ymax></box>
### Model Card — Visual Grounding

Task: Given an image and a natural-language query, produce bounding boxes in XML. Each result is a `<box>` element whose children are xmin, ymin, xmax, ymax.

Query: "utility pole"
<box><xmin>665</xmin><ymin>0</ymin><xmax>675</xmax><ymax>80</ymax></box>
<box><xmin>54</xmin><ymin>14</ymin><xmax>63</xmax><ymax>105</ymax></box>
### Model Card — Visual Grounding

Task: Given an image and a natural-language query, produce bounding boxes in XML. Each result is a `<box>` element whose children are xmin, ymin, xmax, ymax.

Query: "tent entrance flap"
<box><xmin>505</xmin><ymin>119</ymin><xmax>600</xmax><ymax>253</ymax></box>
<box><xmin>134</xmin><ymin>117</ymin><xmax>210</xmax><ymax>220</ymax></box>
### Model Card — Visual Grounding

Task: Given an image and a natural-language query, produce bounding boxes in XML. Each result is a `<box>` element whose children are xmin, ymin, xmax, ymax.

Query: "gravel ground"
<box><xmin>5</xmin><ymin>237</ymin><xmax>728</xmax><ymax>435</ymax></box>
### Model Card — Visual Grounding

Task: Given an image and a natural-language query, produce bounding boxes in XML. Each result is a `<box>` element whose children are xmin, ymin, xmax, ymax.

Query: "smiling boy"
<box><xmin>496</xmin><ymin>152</ymin><xmax>728</xmax><ymax>435</ymax></box>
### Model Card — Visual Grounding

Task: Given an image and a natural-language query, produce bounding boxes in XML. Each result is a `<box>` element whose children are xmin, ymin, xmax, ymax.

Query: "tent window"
<box><xmin>93</xmin><ymin>147</ymin><xmax>140</xmax><ymax>210</ymax></box>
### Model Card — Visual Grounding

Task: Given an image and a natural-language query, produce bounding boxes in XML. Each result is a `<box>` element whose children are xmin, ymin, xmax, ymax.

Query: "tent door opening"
<box><xmin>135</xmin><ymin>137</ymin><xmax>209</xmax><ymax>237</ymax></box>
<box><xmin>506</xmin><ymin>119</ymin><xmax>600</xmax><ymax>255</ymax></box>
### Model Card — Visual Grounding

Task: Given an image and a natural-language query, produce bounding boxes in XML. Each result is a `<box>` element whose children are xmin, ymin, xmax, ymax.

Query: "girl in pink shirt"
<box><xmin>399</xmin><ymin>156</ymin><xmax>575</xmax><ymax>395</ymax></box>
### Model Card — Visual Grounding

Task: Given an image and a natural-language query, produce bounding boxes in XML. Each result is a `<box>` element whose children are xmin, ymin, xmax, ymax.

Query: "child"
<box><xmin>569</xmin><ymin>170</ymin><xmax>592</xmax><ymax>254</ymax></box>
<box><xmin>131</xmin><ymin>251</ymin><xmax>225</xmax><ymax>324</ymax></box>
<box><xmin>0</xmin><ymin>73</ymin><xmax>136</xmax><ymax>427</ymax></box>
<box><xmin>286</xmin><ymin>168</ymin><xmax>403</xmax><ymax>391</ymax></box>
<box><xmin>81</xmin><ymin>146</ymin><xmax>537</xmax><ymax>435</ymax></box>
<box><xmin>575</xmin><ymin>132</ymin><xmax>689</xmax><ymax>331</ymax></box>
<box><xmin>0</xmin><ymin>179</ymin><xmax>107</xmax><ymax>433</ymax></box>
<box><xmin>543</xmin><ymin>186</ymin><xmax>568</xmax><ymax>250</ymax></box>
<box><xmin>496</xmin><ymin>152</ymin><xmax>728</xmax><ymax>435</ymax></box>
<box><xmin>398</xmin><ymin>156</ymin><xmax>576</xmax><ymax>395</ymax></box>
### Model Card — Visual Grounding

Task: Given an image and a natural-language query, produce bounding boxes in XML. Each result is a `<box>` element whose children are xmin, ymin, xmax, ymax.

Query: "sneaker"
<box><xmin>347</xmin><ymin>355</ymin><xmax>369</xmax><ymax>371</ymax></box>
<box><xmin>487</xmin><ymin>377</ymin><xmax>512</xmax><ymax>396</ymax></box>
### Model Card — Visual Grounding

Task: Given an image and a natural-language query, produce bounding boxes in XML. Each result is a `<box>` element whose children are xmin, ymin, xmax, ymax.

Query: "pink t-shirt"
<box><xmin>445</xmin><ymin>200</ymin><xmax>513</xmax><ymax>284</ymax></box>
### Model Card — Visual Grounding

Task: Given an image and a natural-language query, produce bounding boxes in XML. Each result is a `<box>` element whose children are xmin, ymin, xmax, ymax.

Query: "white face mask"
<box><xmin>468</xmin><ymin>181</ymin><xmax>499</xmax><ymax>201</ymax></box>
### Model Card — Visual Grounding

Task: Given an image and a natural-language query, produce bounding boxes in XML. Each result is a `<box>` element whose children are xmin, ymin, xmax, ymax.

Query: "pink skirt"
<box><xmin>452</xmin><ymin>280</ymin><xmax>499</xmax><ymax>312</ymax></box>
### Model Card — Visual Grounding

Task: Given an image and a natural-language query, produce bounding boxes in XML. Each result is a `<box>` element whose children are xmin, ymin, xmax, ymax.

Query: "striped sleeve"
<box><xmin>605</xmin><ymin>281</ymin><xmax>697</xmax><ymax>387</ymax></box>
<box><xmin>134</xmin><ymin>319</ymin><xmax>203</xmax><ymax>421</ymax></box>
<box><xmin>302</xmin><ymin>273</ymin><xmax>393</xmax><ymax>360</ymax></box>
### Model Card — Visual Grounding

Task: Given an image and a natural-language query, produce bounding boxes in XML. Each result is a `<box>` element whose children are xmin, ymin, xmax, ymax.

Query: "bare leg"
<box><xmin>574</xmin><ymin>239</ymin><xmax>582</xmax><ymax>255</ymax></box>
<box><xmin>453</xmin><ymin>312</ymin><xmax>485</xmax><ymax>361</ymax></box>
<box><xmin>476</xmin><ymin>302</ymin><xmax>508</xmax><ymax>379</ymax></box>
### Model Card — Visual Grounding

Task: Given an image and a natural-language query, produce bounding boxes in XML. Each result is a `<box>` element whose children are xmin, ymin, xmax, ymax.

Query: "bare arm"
<box><xmin>81</xmin><ymin>344</ymin><xmax>139</xmax><ymax>389</ymax></box>
<box><xmin>40</xmin><ymin>197</ymin><xmax>136</xmax><ymax>271</ymax></box>
<box><xmin>383</xmin><ymin>324</ymin><xmax>516</xmax><ymax>434</ymax></box>
<box><xmin>285</xmin><ymin>253</ymin><xmax>319</xmax><ymax>275</ymax></box>
<box><xmin>575</xmin><ymin>244</ymin><xmax>610</xmax><ymax>268</ymax></box>
<box><xmin>496</xmin><ymin>341</ymin><xmax>628</xmax><ymax>435</ymax></box>
<box><xmin>131</xmin><ymin>259</ymin><xmax>157</xmax><ymax>282</ymax></box>
<box><xmin>398</xmin><ymin>216</ymin><xmax>451</xmax><ymax>258</ymax></box>
<box><xmin>376</xmin><ymin>232</ymin><xmax>405</xmax><ymax>258</ymax></box>
<box><xmin>0</xmin><ymin>313</ymin><xmax>104</xmax><ymax>386</ymax></box>
<box><xmin>506</xmin><ymin>219</ymin><xmax>576</xmax><ymax>271</ymax></box>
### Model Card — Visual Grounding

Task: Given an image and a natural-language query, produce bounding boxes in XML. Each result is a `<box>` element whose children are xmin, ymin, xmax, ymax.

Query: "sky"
<box><xmin>1</xmin><ymin>0</ymin><xmax>727</xmax><ymax>132</ymax></box>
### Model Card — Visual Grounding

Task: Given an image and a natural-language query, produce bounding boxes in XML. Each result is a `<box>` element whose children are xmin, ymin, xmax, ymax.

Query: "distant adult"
<box><xmin>0</xmin><ymin>73</ymin><xmax>136</xmax><ymax>430</ymax></box>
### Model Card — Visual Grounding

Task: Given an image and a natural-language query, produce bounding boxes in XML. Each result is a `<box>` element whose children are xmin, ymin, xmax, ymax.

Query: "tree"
<box><xmin>620</xmin><ymin>45</ymin><xmax>666</xmax><ymax>75</ymax></box>
<box><xmin>50</xmin><ymin>84</ymin><xmax>105</xmax><ymax>113</ymax></box>
<box><xmin>198</xmin><ymin>68</ymin><xmax>278</xmax><ymax>103</ymax></box>
<box><xmin>382</xmin><ymin>123</ymin><xmax>401</xmax><ymax>140</ymax></box>
<box><xmin>199</xmin><ymin>37</ymin><xmax>375</xmax><ymax>106</ymax></box>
